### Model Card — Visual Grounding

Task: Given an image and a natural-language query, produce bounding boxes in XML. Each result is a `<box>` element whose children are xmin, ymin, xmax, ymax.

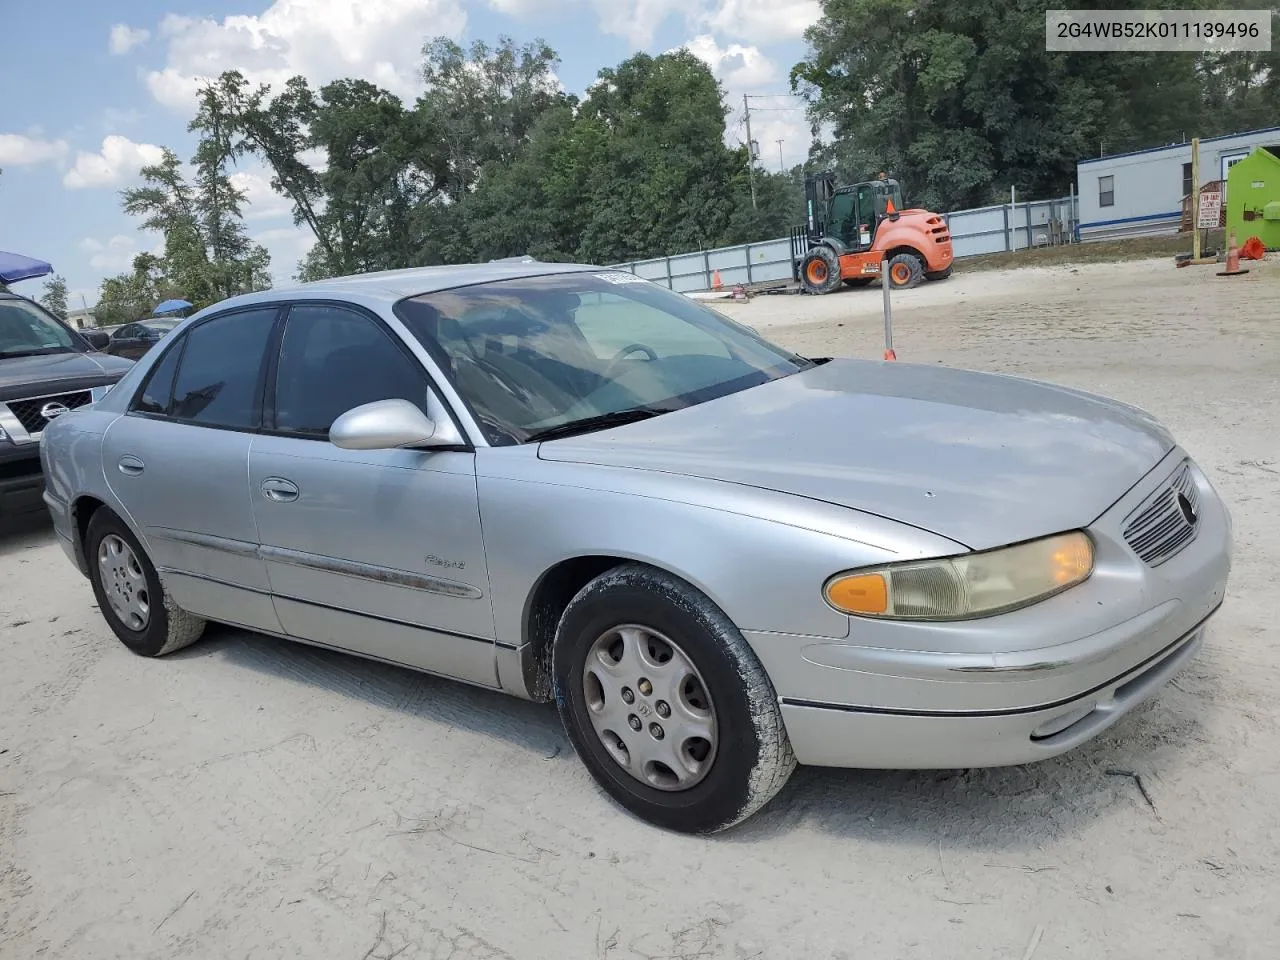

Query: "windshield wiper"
<box><xmin>525</xmin><ymin>407</ymin><xmax>674</xmax><ymax>443</ymax></box>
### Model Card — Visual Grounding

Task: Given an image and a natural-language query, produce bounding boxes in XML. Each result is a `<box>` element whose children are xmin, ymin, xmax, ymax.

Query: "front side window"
<box><xmin>395</xmin><ymin>272</ymin><xmax>811</xmax><ymax>445</ymax></box>
<box><xmin>165</xmin><ymin>307</ymin><xmax>278</xmax><ymax>428</ymax></box>
<box><xmin>272</xmin><ymin>303</ymin><xmax>430</xmax><ymax>437</ymax></box>
<box><xmin>1099</xmin><ymin>175</ymin><xmax>1115</xmax><ymax>207</ymax></box>
<box><xmin>0</xmin><ymin>297</ymin><xmax>80</xmax><ymax>357</ymax></box>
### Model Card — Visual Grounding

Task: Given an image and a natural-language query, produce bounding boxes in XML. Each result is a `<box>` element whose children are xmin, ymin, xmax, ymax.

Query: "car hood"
<box><xmin>537</xmin><ymin>359</ymin><xmax>1174</xmax><ymax>550</ymax></box>
<box><xmin>0</xmin><ymin>351</ymin><xmax>134</xmax><ymax>401</ymax></box>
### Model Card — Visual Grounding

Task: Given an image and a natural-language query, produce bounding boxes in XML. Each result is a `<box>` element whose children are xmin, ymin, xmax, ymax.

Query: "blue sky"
<box><xmin>0</xmin><ymin>0</ymin><xmax>818</xmax><ymax>309</ymax></box>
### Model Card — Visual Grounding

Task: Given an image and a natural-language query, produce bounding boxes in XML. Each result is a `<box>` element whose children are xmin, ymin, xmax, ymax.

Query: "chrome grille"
<box><xmin>1122</xmin><ymin>463</ymin><xmax>1200</xmax><ymax>566</ymax></box>
<box><xmin>4</xmin><ymin>390</ymin><xmax>93</xmax><ymax>435</ymax></box>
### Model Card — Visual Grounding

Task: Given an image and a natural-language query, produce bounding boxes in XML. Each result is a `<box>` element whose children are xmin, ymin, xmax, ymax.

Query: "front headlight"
<box><xmin>824</xmin><ymin>531</ymin><xmax>1094</xmax><ymax>621</ymax></box>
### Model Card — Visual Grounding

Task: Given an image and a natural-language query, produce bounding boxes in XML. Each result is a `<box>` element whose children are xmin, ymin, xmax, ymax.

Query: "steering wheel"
<box><xmin>603</xmin><ymin>343</ymin><xmax>658</xmax><ymax>380</ymax></box>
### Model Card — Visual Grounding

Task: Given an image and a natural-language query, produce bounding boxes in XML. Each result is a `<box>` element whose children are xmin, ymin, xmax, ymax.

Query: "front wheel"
<box><xmin>552</xmin><ymin>564</ymin><xmax>795</xmax><ymax>834</ymax></box>
<box><xmin>799</xmin><ymin>247</ymin><xmax>843</xmax><ymax>295</ymax></box>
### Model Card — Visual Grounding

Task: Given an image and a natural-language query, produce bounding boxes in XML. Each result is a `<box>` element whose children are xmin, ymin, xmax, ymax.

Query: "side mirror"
<box><xmin>329</xmin><ymin>398</ymin><xmax>447</xmax><ymax>450</ymax></box>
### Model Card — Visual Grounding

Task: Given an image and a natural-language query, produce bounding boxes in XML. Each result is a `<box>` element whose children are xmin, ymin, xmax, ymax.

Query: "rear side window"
<box><xmin>271</xmin><ymin>303</ymin><xmax>428</xmax><ymax>437</ymax></box>
<box><xmin>163</xmin><ymin>307</ymin><xmax>277</xmax><ymax>428</ymax></box>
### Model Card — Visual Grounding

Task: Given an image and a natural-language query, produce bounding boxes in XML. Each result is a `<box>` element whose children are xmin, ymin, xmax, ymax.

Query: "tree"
<box><xmin>790</xmin><ymin>0</ymin><xmax>1254</xmax><ymax>210</ymax></box>
<box><xmin>39</xmin><ymin>275</ymin><xmax>69</xmax><ymax>319</ymax></box>
<box><xmin>119</xmin><ymin>144</ymin><xmax>270</xmax><ymax>310</ymax></box>
<box><xmin>94</xmin><ymin>254</ymin><xmax>173</xmax><ymax>327</ymax></box>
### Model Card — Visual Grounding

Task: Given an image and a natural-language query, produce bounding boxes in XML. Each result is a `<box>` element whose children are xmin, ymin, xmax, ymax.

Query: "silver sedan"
<box><xmin>40</xmin><ymin>263</ymin><xmax>1233</xmax><ymax>833</ymax></box>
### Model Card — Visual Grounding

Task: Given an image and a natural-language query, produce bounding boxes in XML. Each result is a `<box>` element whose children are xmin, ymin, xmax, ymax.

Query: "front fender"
<box><xmin>477</xmin><ymin>452</ymin><xmax>965</xmax><ymax>650</ymax></box>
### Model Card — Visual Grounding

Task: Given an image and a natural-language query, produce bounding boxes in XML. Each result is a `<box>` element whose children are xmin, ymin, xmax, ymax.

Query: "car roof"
<box><xmin>193</xmin><ymin>261</ymin><xmax>610</xmax><ymax>316</ymax></box>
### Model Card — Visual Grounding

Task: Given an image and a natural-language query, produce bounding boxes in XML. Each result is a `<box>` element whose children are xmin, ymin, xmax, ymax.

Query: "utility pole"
<box><xmin>743</xmin><ymin>93</ymin><xmax>758</xmax><ymax>210</ymax></box>
<box><xmin>776</xmin><ymin>139</ymin><xmax>785</xmax><ymax>174</ymax></box>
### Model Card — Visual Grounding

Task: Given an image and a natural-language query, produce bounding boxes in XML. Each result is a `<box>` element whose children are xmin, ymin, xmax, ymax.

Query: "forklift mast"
<box><xmin>804</xmin><ymin>170</ymin><xmax>839</xmax><ymax>235</ymax></box>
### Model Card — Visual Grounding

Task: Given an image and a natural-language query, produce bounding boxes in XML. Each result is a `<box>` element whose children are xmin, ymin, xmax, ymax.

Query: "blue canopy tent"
<box><xmin>0</xmin><ymin>251</ymin><xmax>53</xmax><ymax>287</ymax></box>
<box><xmin>153</xmin><ymin>298</ymin><xmax>193</xmax><ymax>317</ymax></box>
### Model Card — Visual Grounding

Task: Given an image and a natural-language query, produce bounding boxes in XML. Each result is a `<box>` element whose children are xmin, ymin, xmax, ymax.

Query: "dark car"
<box><xmin>0</xmin><ymin>290</ymin><xmax>133</xmax><ymax>523</ymax></box>
<box><xmin>104</xmin><ymin>318</ymin><xmax>180</xmax><ymax>360</ymax></box>
<box><xmin>80</xmin><ymin>328</ymin><xmax>111</xmax><ymax>350</ymax></box>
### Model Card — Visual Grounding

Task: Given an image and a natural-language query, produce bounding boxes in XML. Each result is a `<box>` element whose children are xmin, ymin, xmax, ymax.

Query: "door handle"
<box><xmin>118</xmin><ymin>455</ymin><xmax>145</xmax><ymax>476</ymax></box>
<box><xmin>260</xmin><ymin>477</ymin><xmax>299</xmax><ymax>503</ymax></box>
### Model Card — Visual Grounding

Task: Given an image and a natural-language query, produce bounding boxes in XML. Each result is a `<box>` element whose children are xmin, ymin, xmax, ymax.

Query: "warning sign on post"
<box><xmin>1197</xmin><ymin>190</ymin><xmax>1222</xmax><ymax>229</ymax></box>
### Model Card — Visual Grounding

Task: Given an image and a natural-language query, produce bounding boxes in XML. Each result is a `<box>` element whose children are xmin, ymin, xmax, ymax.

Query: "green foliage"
<box><xmin>793</xmin><ymin>0</ymin><xmax>1277</xmax><ymax>210</ymax></box>
<box><xmin>93</xmin><ymin>254</ymin><xmax>177</xmax><ymax>327</ymax></box>
<box><xmin>198</xmin><ymin>41</ymin><xmax>802</xmax><ymax>279</ymax></box>
<box><xmin>39</xmin><ymin>275</ymin><xmax>69</xmax><ymax>320</ymax></box>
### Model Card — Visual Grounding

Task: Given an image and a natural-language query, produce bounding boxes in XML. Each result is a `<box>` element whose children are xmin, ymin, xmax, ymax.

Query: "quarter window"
<box><xmin>1098</xmin><ymin>175</ymin><xmax>1115</xmax><ymax>208</ymax></box>
<box><xmin>134</xmin><ymin>341</ymin><xmax>182</xmax><ymax>415</ymax></box>
<box><xmin>167</xmin><ymin>307</ymin><xmax>278</xmax><ymax>428</ymax></box>
<box><xmin>272</xmin><ymin>303</ymin><xmax>429</xmax><ymax>437</ymax></box>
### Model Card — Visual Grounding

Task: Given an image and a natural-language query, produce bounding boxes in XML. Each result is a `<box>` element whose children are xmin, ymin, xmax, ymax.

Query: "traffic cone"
<box><xmin>885</xmin><ymin>198</ymin><xmax>897</xmax><ymax>214</ymax></box>
<box><xmin>1217</xmin><ymin>232</ymin><xmax>1249</xmax><ymax>277</ymax></box>
<box><xmin>712</xmin><ymin>270</ymin><xmax>723</xmax><ymax>290</ymax></box>
<box><xmin>883</xmin><ymin>348</ymin><xmax>897</xmax><ymax>361</ymax></box>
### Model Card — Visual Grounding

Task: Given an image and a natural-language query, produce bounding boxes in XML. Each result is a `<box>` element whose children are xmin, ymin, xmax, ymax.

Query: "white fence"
<box><xmin>613</xmin><ymin>194</ymin><xmax>1080</xmax><ymax>292</ymax></box>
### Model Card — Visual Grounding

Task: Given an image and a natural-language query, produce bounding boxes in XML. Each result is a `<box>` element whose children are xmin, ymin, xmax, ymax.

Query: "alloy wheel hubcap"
<box><xmin>98</xmin><ymin>534</ymin><xmax>150</xmax><ymax>631</ymax></box>
<box><xmin>582</xmin><ymin>624</ymin><xmax>718</xmax><ymax>791</ymax></box>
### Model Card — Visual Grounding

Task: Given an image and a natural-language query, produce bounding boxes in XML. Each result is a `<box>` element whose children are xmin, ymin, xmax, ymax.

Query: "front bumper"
<box><xmin>0</xmin><ymin>449</ymin><xmax>46</xmax><ymax>521</ymax></box>
<box><xmin>748</xmin><ymin>450</ymin><xmax>1232</xmax><ymax>769</ymax></box>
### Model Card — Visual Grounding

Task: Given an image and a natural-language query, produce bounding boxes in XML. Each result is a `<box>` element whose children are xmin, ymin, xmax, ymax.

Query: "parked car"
<box><xmin>104</xmin><ymin>318</ymin><xmax>180</xmax><ymax>360</ymax></box>
<box><xmin>39</xmin><ymin>263</ymin><xmax>1233</xmax><ymax>833</ymax></box>
<box><xmin>79</xmin><ymin>327</ymin><xmax>111</xmax><ymax>351</ymax></box>
<box><xmin>0</xmin><ymin>290</ymin><xmax>133</xmax><ymax>523</ymax></box>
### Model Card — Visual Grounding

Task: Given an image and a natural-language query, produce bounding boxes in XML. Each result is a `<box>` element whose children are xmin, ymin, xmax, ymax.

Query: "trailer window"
<box><xmin>1098</xmin><ymin>175</ymin><xmax>1115</xmax><ymax>208</ymax></box>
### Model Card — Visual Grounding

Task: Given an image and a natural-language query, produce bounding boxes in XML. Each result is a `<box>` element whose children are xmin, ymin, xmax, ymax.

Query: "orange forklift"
<box><xmin>790</xmin><ymin>172</ymin><xmax>954</xmax><ymax>293</ymax></box>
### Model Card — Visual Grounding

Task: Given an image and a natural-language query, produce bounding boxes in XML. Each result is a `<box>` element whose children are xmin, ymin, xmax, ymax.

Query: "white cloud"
<box><xmin>230</xmin><ymin>168</ymin><xmax>294</xmax><ymax>221</ymax></box>
<box><xmin>144</xmin><ymin>0</ymin><xmax>468</xmax><ymax>111</ymax></box>
<box><xmin>591</xmin><ymin>0</ymin><xmax>687</xmax><ymax>46</ymax></box>
<box><xmin>109</xmin><ymin>24</ymin><xmax>151</xmax><ymax>55</ymax></box>
<box><xmin>252</xmin><ymin>226</ymin><xmax>316</xmax><ymax>282</ymax></box>
<box><xmin>678</xmin><ymin>35</ymin><xmax>777</xmax><ymax>89</ymax></box>
<box><xmin>700</xmin><ymin>0</ymin><xmax>821</xmax><ymax>45</ymax></box>
<box><xmin>80</xmin><ymin>235</ymin><xmax>141</xmax><ymax>272</ymax></box>
<box><xmin>102</xmin><ymin>107</ymin><xmax>145</xmax><ymax>130</ymax></box>
<box><xmin>0</xmin><ymin>133</ymin><xmax>68</xmax><ymax>166</ymax></box>
<box><xmin>63</xmin><ymin>136</ymin><xmax>165</xmax><ymax>189</ymax></box>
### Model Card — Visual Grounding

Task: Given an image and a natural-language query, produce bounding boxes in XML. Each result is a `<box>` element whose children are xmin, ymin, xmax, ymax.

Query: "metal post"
<box><xmin>1010</xmin><ymin>185</ymin><xmax>1017</xmax><ymax>250</ymax></box>
<box><xmin>743</xmin><ymin>94</ymin><xmax>758</xmax><ymax>210</ymax></box>
<box><xmin>881</xmin><ymin>259</ymin><xmax>895</xmax><ymax>361</ymax></box>
<box><xmin>1191</xmin><ymin>137</ymin><xmax>1202</xmax><ymax>261</ymax></box>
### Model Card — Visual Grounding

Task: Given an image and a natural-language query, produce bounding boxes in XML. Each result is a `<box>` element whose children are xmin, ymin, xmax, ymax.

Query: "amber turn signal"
<box><xmin>824</xmin><ymin>573</ymin><xmax>888</xmax><ymax>615</ymax></box>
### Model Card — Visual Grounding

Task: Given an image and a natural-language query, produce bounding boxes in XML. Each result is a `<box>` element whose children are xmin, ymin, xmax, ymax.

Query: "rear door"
<box><xmin>102</xmin><ymin>305</ymin><xmax>284</xmax><ymax>633</ymax></box>
<box><xmin>248</xmin><ymin>301</ymin><xmax>496</xmax><ymax>685</ymax></box>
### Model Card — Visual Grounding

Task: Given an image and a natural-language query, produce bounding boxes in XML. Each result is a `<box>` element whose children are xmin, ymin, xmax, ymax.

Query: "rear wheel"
<box><xmin>925</xmin><ymin>265</ymin><xmax>953</xmax><ymax>281</ymax></box>
<box><xmin>552</xmin><ymin>564</ymin><xmax>795</xmax><ymax>834</ymax></box>
<box><xmin>887</xmin><ymin>252</ymin><xmax>925</xmax><ymax>289</ymax></box>
<box><xmin>86</xmin><ymin>509</ymin><xmax>206</xmax><ymax>657</ymax></box>
<box><xmin>799</xmin><ymin>247</ymin><xmax>843</xmax><ymax>295</ymax></box>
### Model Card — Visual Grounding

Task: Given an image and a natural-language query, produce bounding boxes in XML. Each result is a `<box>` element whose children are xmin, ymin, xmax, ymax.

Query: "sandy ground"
<box><xmin>2</xmin><ymin>255</ymin><xmax>1279</xmax><ymax>960</ymax></box>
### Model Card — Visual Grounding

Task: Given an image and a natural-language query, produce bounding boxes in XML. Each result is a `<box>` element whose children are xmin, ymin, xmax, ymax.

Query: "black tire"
<box><xmin>552</xmin><ymin>564</ymin><xmax>795</xmax><ymax>834</ymax></box>
<box><xmin>85</xmin><ymin>508</ymin><xmax>207</xmax><ymax>657</ymax></box>
<box><xmin>842</xmin><ymin>277</ymin><xmax>874</xmax><ymax>288</ymax></box>
<box><xmin>886</xmin><ymin>252</ymin><xmax>925</xmax><ymax>289</ymax></box>
<box><xmin>925</xmin><ymin>265</ymin><xmax>953</xmax><ymax>281</ymax></box>
<box><xmin>799</xmin><ymin>247</ymin><xmax>843</xmax><ymax>295</ymax></box>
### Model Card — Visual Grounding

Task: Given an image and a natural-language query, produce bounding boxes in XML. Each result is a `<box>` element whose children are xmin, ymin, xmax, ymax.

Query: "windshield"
<box><xmin>0</xmin><ymin>297</ymin><xmax>81</xmax><ymax>357</ymax></box>
<box><xmin>395</xmin><ymin>271</ymin><xmax>811</xmax><ymax>445</ymax></box>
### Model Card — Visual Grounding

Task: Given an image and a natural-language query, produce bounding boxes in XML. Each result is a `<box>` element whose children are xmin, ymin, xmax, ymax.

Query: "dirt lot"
<box><xmin>2</xmin><ymin>255</ymin><xmax>1278</xmax><ymax>959</ymax></box>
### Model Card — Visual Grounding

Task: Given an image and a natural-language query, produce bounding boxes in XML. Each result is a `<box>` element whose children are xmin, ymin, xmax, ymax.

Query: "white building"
<box><xmin>1076</xmin><ymin>126</ymin><xmax>1280</xmax><ymax>240</ymax></box>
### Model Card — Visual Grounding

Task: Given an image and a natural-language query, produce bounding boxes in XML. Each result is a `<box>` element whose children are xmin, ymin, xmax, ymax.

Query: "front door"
<box><xmin>101</xmin><ymin>305</ymin><xmax>283</xmax><ymax>633</ymax></box>
<box><xmin>248</xmin><ymin>301</ymin><xmax>496</xmax><ymax>686</ymax></box>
